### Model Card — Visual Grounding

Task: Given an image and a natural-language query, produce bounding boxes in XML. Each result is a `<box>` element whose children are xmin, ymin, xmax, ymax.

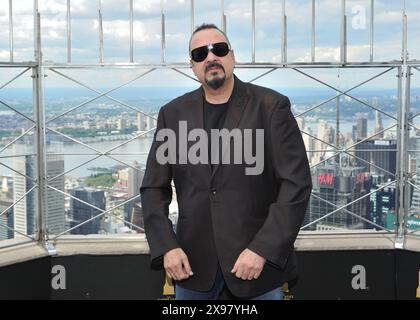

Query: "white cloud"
<box><xmin>133</xmin><ymin>0</ymin><xmax>160</xmax><ymax>14</ymax></box>
<box><xmin>0</xmin><ymin>0</ymin><xmax>419</xmax><ymax>82</ymax></box>
<box><xmin>0</xmin><ymin>50</ymin><xmax>10</xmax><ymax>59</ymax></box>
<box><xmin>95</xmin><ymin>20</ymin><xmax>152</xmax><ymax>42</ymax></box>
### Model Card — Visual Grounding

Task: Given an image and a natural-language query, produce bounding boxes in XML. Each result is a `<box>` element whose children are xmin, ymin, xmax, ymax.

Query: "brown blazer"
<box><xmin>140</xmin><ymin>75</ymin><xmax>312</xmax><ymax>298</ymax></box>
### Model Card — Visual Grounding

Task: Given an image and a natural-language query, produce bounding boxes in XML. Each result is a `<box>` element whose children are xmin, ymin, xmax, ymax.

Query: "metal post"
<box><xmin>98</xmin><ymin>0</ymin><xmax>104</xmax><ymax>63</ymax></box>
<box><xmin>311</xmin><ymin>0</ymin><xmax>315</xmax><ymax>62</ymax></box>
<box><xmin>33</xmin><ymin>12</ymin><xmax>48</xmax><ymax>243</ymax></box>
<box><xmin>396</xmin><ymin>64</ymin><xmax>410</xmax><ymax>249</ymax></box>
<box><xmin>129</xmin><ymin>0</ymin><xmax>134</xmax><ymax>62</ymax></box>
<box><xmin>161</xmin><ymin>1</ymin><xmax>165</xmax><ymax>64</ymax></box>
<box><xmin>221</xmin><ymin>0</ymin><xmax>226</xmax><ymax>33</ymax></box>
<box><xmin>340</xmin><ymin>0</ymin><xmax>347</xmax><ymax>64</ymax></box>
<box><xmin>395</xmin><ymin>8</ymin><xmax>409</xmax><ymax>248</ymax></box>
<box><xmin>336</xmin><ymin>70</ymin><xmax>340</xmax><ymax>151</ymax></box>
<box><xmin>252</xmin><ymin>0</ymin><xmax>255</xmax><ymax>63</ymax></box>
<box><xmin>34</xmin><ymin>0</ymin><xmax>38</xmax><ymax>60</ymax></box>
<box><xmin>402</xmin><ymin>10</ymin><xmax>408</xmax><ymax>63</ymax></box>
<box><xmin>190</xmin><ymin>0</ymin><xmax>195</xmax><ymax>35</ymax></box>
<box><xmin>67</xmin><ymin>0</ymin><xmax>71</xmax><ymax>63</ymax></box>
<box><xmin>369</xmin><ymin>0</ymin><xmax>374</xmax><ymax>62</ymax></box>
<box><xmin>9</xmin><ymin>0</ymin><xmax>14</xmax><ymax>62</ymax></box>
<box><xmin>281</xmin><ymin>0</ymin><xmax>287</xmax><ymax>64</ymax></box>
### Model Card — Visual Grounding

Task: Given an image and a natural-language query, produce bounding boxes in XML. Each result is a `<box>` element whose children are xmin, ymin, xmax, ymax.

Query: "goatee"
<box><xmin>205</xmin><ymin>62</ymin><xmax>226</xmax><ymax>90</ymax></box>
<box><xmin>205</xmin><ymin>75</ymin><xmax>226</xmax><ymax>90</ymax></box>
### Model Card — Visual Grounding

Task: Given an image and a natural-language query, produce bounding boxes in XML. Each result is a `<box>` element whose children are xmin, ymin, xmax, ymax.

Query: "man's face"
<box><xmin>189</xmin><ymin>29</ymin><xmax>235</xmax><ymax>90</ymax></box>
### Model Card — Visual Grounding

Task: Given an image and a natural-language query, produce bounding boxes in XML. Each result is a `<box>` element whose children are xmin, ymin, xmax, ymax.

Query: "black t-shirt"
<box><xmin>203</xmin><ymin>99</ymin><xmax>229</xmax><ymax>169</ymax></box>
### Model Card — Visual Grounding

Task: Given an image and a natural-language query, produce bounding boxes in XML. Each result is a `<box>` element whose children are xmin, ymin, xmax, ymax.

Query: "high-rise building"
<box><xmin>117</xmin><ymin>118</ymin><xmax>127</xmax><ymax>130</ymax></box>
<box><xmin>314</xmin><ymin>121</ymin><xmax>335</xmax><ymax>164</ymax></box>
<box><xmin>2</xmin><ymin>177</ymin><xmax>8</xmax><ymax>193</ymax></box>
<box><xmin>46</xmin><ymin>154</ymin><xmax>66</xmax><ymax>235</ymax></box>
<box><xmin>0</xmin><ymin>181</ymin><xmax>14</xmax><ymax>240</ymax></box>
<box><xmin>126</xmin><ymin>161</ymin><xmax>144</xmax><ymax>223</ymax></box>
<box><xmin>70</xmin><ymin>188</ymin><xmax>105</xmax><ymax>235</ymax></box>
<box><xmin>408</xmin><ymin>137</ymin><xmax>418</xmax><ymax>179</ymax></box>
<box><xmin>296</xmin><ymin>117</ymin><xmax>305</xmax><ymax>131</ymax></box>
<box><xmin>13</xmin><ymin>152</ymin><xmax>65</xmax><ymax>237</ymax></box>
<box><xmin>137</xmin><ymin>113</ymin><xmax>147</xmax><ymax>131</ymax></box>
<box><xmin>146</xmin><ymin>116</ymin><xmax>156</xmax><ymax>131</ymax></box>
<box><xmin>374</xmin><ymin>109</ymin><xmax>384</xmax><ymax>138</ymax></box>
<box><xmin>127</xmin><ymin>161</ymin><xmax>144</xmax><ymax>198</ymax></box>
<box><xmin>302</xmin><ymin>126</ymin><xmax>315</xmax><ymax>165</ymax></box>
<box><xmin>370</xmin><ymin>181</ymin><xmax>396</xmax><ymax>229</ymax></box>
<box><xmin>296</xmin><ymin>117</ymin><xmax>314</xmax><ymax>164</ymax></box>
<box><xmin>306</xmin><ymin>164</ymin><xmax>372</xmax><ymax>230</ymax></box>
<box><xmin>356</xmin><ymin>112</ymin><xmax>368</xmax><ymax>141</ymax></box>
<box><xmin>131</xmin><ymin>202</ymin><xmax>144</xmax><ymax>230</ymax></box>
<box><xmin>13</xmin><ymin>155</ymin><xmax>36</xmax><ymax>237</ymax></box>
<box><xmin>410</xmin><ymin>138</ymin><xmax>420</xmax><ymax>210</ymax></box>
<box><xmin>354</xmin><ymin>139</ymin><xmax>397</xmax><ymax>184</ymax></box>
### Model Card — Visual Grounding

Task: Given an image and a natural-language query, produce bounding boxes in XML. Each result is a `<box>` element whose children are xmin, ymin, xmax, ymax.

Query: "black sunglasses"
<box><xmin>190</xmin><ymin>42</ymin><xmax>231</xmax><ymax>62</ymax></box>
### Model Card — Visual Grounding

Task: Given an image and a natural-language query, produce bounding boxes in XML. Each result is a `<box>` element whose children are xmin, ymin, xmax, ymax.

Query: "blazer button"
<box><xmin>211</xmin><ymin>190</ymin><xmax>217</xmax><ymax>195</ymax></box>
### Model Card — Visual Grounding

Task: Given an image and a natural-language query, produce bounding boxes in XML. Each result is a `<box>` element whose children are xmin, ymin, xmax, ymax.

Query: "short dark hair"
<box><xmin>189</xmin><ymin>23</ymin><xmax>231</xmax><ymax>54</ymax></box>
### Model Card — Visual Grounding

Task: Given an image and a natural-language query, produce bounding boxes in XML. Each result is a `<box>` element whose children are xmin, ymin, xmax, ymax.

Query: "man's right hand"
<box><xmin>164</xmin><ymin>248</ymin><xmax>194</xmax><ymax>281</ymax></box>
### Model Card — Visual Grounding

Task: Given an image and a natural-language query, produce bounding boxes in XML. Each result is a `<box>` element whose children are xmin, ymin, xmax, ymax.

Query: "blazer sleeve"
<box><xmin>140</xmin><ymin>107</ymin><xmax>179</xmax><ymax>266</ymax></box>
<box><xmin>248</xmin><ymin>96</ymin><xmax>312</xmax><ymax>270</ymax></box>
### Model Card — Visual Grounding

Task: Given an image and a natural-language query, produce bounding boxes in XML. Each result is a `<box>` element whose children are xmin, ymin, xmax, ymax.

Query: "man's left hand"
<box><xmin>231</xmin><ymin>248</ymin><xmax>266</xmax><ymax>280</ymax></box>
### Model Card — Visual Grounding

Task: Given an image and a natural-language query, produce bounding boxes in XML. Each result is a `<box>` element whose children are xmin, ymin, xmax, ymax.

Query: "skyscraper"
<box><xmin>374</xmin><ymin>109</ymin><xmax>384</xmax><ymax>138</ymax></box>
<box><xmin>356</xmin><ymin>112</ymin><xmax>368</xmax><ymax>141</ymax></box>
<box><xmin>13</xmin><ymin>152</ymin><xmax>65</xmax><ymax>237</ymax></box>
<box><xmin>137</xmin><ymin>113</ymin><xmax>147</xmax><ymax>131</ymax></box>
<box><xmin>370</xmin><ymin>182</ymin><xmax>396</xmax><ymax>229</ymax></box>
<box><xmin>307</xmin><ymin>164</ymin><xmax>372</xmax><ymax>230</ymax></box>
<box><xmin>354</xmin><ymin>139</ymin><xmax>397</xmax><ymax>184</ymax></box>
<box><xmin>410</xmin><ymin>138</ymin><xmax>420</xmax><ymax>210</ymax></box>
<box><xmin>127</xmin><ymin>161</ymin><xmax>144</xmax><ymax>198</ymax></box>
<box><xmin>146</xmin><ymin>115</ymin><xmax>157</xmax><ymax>131</ymax></box>
<box><xmin>314</xmin><ymin>121</ymin><xmax>335</xmax><ymax>164</ymax></box>
<box><xmin>302</xmin><ymin>126</ymin><xmax>315</xmax><ymax>165</ymax></box>
<box><xmin>117</xmin><ymin>118</ymin><xmax>127</xmax><ymax>130</ymax></box>
<box><xmin>13</xmin><ymin>155</ymin><xmax>36</xmax><ymax>237</ymax></box>
<box><xmin>126</xmin><ymin>161</ymin><xmax>144</xmax><ymax>223</ymax></box>
<box><xmin>0</xmin><ymin>178</ymin><xmax>14</xmax><ymax>240</ymax></box>
<box><xmin>46</xmin><ymin>154</ymin><xmax>66</xmax><ymax>235</ymax></box>
<box><xmin>70</xmin><ymin>188</ymin><xmax>105</xmax><ymax>235</ymax></box>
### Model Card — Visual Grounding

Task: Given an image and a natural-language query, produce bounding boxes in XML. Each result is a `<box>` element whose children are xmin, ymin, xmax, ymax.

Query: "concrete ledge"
<box><xmin>295</xmin><ymin>232</ymin><xmax>396</xmax><ymax>251</ymax></box>
<box><xmin>0</xmin><ymin>241</ymin><xmax>48</xmax><ymax>268</ymax></box>
<box><xmin>405</xmin><ymin>234</ymin><xmax>420</xmax><ymax>252</ymax></box>
<box><xmin>52</xmin><ymin>234</ymin><xmax>150</xmax><ymax>256</ymax></box>
<box><xmin>0</xmin><ymin>232</ymin><xmax>419</xmax><ymax>268</ymax></box>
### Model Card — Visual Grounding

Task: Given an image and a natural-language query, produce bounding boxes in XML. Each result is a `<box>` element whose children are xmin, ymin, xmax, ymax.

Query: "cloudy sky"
<box><xmin>0</xmin><ymin>0</ymin><xmax>420</xmax><ymax>89</ymax></box>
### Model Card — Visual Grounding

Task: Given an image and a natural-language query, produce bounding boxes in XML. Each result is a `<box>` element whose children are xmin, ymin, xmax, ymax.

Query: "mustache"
<box><xmin>205</xmin><ymin>63</ymin><xmax>225</xmax><ymax>73</ymax></box>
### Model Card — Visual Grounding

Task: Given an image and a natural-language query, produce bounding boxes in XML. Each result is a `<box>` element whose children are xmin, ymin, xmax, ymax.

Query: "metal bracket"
<box><xmin>46</xmin><ymin>241</ymin><xmax>57</xmax><ymax>256</ymax></box>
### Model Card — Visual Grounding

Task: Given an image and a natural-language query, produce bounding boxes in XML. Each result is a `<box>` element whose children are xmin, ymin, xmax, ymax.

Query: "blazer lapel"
<box><xmin>210</xmin><ymin>76</ymin><xmax>249</xmax><ymax>179</ymax></box>
<box><xmin>183</xmin><ymin>87</ymin><xmax>213</xmax><ymax>180</ymax></box>
<box><xmin>181</xmin><ymin>75</ymin><xmax>250</xmax><ymax>182</ymax></box>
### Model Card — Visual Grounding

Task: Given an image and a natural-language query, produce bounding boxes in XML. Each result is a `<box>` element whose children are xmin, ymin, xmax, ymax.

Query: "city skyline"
<box><xmin>2</xmin><ymin>89</ymin><xmax>420</xmax><ymax>238</ymax></box>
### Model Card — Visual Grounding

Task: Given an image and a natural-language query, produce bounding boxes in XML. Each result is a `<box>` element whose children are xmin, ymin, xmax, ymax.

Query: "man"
<box><xmin>140</xmin><ymin>23</ymin><xmax>312</xmax><ymax>300</ymax></box>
